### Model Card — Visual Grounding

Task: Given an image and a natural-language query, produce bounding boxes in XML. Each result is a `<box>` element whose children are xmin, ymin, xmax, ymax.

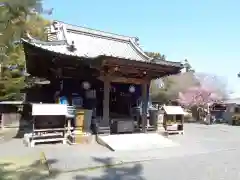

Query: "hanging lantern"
<box><xmin>156</xmin><ymin>78</ymin><xmax>164</xmax><ymax>88</ymax></box>
<box><xmin>129</xmin><ymin>85</ymin><xmax>135</xmax><ymax>93</ymax></box>
<box><xmin>82</xmin><ymin>81</ymin><xmax>91</xmax><ymax>90</ymax></box>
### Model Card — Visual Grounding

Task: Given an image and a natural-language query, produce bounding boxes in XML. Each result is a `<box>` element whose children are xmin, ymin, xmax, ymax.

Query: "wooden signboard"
<box><xmin>32</xmin><ymin>104</ymin><xmax>68</xmax><ymax>116</ymax></box>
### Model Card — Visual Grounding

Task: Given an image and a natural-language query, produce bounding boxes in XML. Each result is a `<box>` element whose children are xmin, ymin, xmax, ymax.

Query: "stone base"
<box><xmin>67</xmin><ymin>134</ymin><xmax>94</xmax><ymax>145</ymax></box>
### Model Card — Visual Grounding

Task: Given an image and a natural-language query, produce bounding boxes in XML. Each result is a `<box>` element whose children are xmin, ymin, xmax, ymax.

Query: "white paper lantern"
<box><xmin>129</xmin><ymin>85</ymin><xmax>135</xmax><ymax>93</ymax></box>
<box><xmin>82</xmin><ymin>81</ymin><xmax>91</xmax><ymax>90</ymax></box>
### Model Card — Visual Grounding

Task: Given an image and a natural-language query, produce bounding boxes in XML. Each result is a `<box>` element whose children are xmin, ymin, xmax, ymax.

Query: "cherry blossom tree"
<box><xmin>177</xmin><ymin>86</ymin><xmax>223</xmax><ymax>122</ymax></box>
<box><xmin>177</xmin><ymin>86</ymin><xmax>222</xmax><ymax>108</ymax></box>
<box><xmin>195</xmin><ymin>73</ymin><xmax>230</xmax><ymax>100</ymax></box>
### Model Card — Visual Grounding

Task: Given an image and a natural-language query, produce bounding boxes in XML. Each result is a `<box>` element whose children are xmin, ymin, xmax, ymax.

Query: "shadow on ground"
<box><xmin>0</xmin><ymin>159</ymin><xmax>60</xmax><ymax>180</ymax></box>
<box><xmin>0</xmin><ymin>157</ymin><xmax>144</xmax><ymax>180</ymax></box>
<box><xmin>72</xmin><ymin>157</ymin><xmax>145</xmax><ymax>180</ymax></box>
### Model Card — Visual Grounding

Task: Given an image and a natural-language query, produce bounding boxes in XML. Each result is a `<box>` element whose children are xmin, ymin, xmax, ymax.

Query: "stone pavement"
<box><xmin>43</xmin><ymin>124</ymin><xmax>240</xmax><ymax>172</ymax></box>
<box><xmin>68</xmin><ymin>147</ymin><xmax>240</xmax><ymax>180</ymax></box>
<box><xmin>1</xmin><ymin>123</ymin><xmax>240</xmax><ymax>179</ymax></box>
<box><xmin>51</xmin><ymin>124</ymin><xmax>240</xmax><ymax>180</ymax></box>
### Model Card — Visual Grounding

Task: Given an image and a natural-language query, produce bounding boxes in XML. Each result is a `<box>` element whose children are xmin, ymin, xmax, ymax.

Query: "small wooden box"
<box><xmin>112</xmin><ymin>120</ymin><xmax>134</xmax><ymax>133</ymax></box>
<box><xmin>67</xmin><ymin>134</ymin><xmax>93</xmax><ymax>144</ymax></box>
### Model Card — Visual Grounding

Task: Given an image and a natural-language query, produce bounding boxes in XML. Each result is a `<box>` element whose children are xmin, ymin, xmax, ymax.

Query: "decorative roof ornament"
<box><xmin>52</xmin><ymin>21</ymin><xmax>60</xmax><ymax>31</ymax></box>
<box><xmin>67</xmin><ymin>41</ymin><xmax>76</xmax><ymax>52</ymax></box>
<box><xmin>134</xmin><ymin>37</ymin><xmax>139</xmax><ymax>45</ymax></box>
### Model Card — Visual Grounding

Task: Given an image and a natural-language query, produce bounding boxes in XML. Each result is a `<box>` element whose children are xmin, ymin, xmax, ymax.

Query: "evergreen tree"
<box><xmin>0</xmin><ymin>0</ymin><xmax>50</xmax><ymax>100</ymax></box>
<box><xmin>145</xmin><ymin>51</ymin><xmax>166</xmax><ymax>61</ymax></box>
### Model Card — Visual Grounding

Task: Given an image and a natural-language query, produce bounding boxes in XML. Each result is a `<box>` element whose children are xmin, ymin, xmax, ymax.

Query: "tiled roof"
<box><xmin>22</xmin><ymin>20</ymin><xmax>182</xmax><ymax>68</ymax></box>
<box><xmin>22</xmin><ymin>20</ymin><xmax>149</xmax><ymax>61</ymax></box>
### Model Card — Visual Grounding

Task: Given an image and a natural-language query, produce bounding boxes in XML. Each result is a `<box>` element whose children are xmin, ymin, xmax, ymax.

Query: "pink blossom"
<box><xmin>177</xmin><ymin>86</ymin><xmax>222</xmax><ymax>107</ymax></box>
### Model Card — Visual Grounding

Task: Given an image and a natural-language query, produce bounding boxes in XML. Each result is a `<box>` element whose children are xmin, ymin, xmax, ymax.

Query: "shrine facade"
<box><xmin>22</xmin><ymin>21</ymin><xmax>183</xmax><ymax>133</ymax></box>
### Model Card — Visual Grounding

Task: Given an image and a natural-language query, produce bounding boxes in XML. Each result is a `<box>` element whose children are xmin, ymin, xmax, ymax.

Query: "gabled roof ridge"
<box><xmin>54</xmin><ymin>20</ymin><xmax>137</xmax><ymax>42</ymax></box>
<box><xmin>129</xmin><ymin>39</ymin><xmax>151</xmax><ymax>61</ymax></box>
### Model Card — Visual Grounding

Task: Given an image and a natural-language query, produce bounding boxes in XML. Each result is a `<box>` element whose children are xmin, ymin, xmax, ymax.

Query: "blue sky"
<box><xmin>43</xmin><ymin>0</ymin><xmax>240</xmax><ymax>97</ymax></box>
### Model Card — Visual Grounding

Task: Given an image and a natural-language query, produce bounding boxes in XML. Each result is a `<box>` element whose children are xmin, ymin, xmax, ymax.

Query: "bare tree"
<box><xmin>150</xmin><ymin>71</ymin><xmax>199</xmax><ymax>103</ymax></box>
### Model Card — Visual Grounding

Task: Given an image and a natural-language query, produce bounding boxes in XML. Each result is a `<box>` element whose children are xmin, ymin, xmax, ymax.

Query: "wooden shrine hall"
<box><xmin>22</xmin><ymin>20</ymin><xmax>183</xmax><ymax>135</ymax></box>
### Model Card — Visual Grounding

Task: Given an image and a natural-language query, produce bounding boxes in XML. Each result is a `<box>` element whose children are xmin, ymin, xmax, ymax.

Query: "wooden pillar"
<box><xmin>1</xmin><ymin>113</ymin><xmax>4</xmax><ymax>130</ymax></box>
<box><xmin>141</xmin><ymin>82</ymin><xmax>148</xmax><ymax>132</ymax></box>
<box><xmin>102</xmin><ymin>76</ymin><xmax>110</xmax><ymax>126</ymax></box>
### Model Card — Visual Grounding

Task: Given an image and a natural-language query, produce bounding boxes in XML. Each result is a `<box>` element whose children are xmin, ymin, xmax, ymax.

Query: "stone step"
<box><xmin>97</xmin><ymin>126</ymin><xmax>110</xmax><ymax>134</ymax></box>
<box><xmin>146</xmin><ymin>126</ymin><xmax>157</xmax><ymax>131</ymax></box>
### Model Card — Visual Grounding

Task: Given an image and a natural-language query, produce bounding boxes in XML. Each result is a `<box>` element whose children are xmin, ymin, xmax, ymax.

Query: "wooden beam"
<box><xmin>98</xmin><ymin>76</ymin><xmax>148</xmax><ymax>84</ymax></box>
<box><xmin>111</xmin><ymin>77</ymin><xmax>146</xmax><ymax>84</ymax></box>
<box><xmin>105</xmin><ymin>64</ymin><xmax>168</xmax><ymax>74</ymax></box>
<box><xmin>102</xmin><ymin>57</ymin><xmax>180</xmax><ymax>73</ymax></box>
<box><xmin>100</xmin><ymin>64</ymin><xmax>179</xmax><ymax>79</ymax></box>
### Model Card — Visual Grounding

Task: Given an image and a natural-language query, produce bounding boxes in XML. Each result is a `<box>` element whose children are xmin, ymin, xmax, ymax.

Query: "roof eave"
<box><xmin>151</xmin><ymin>58</ymin><xmax>183</xmax><ymax>68</ymax></box>
<box><xmin>21</xmin><ymin>32</ymin><xmax>67</xmax><ymax>46</ymax></box>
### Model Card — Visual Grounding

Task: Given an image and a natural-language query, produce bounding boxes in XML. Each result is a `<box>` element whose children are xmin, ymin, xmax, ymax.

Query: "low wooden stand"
<box><xmin>25</xmin><ymin>104</ymin><xmax>69</xmax><ymax>147</ymax></box>
<box><xmin>166</xmin><ymin>129</ymin><xmax>184</xmax><ymax>135</ymax></box>
<box><xmin>24</xmin><ymin>129</ymin><xmax>67</xmax><ymax>147</ymax></box>
<box><xmin>165</xmin><ymin>124</ymin><xmax>184</xmax><ymax>135</ymax></box>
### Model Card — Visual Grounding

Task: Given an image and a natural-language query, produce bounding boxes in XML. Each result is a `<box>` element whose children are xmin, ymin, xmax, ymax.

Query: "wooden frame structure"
<box><xmin>0</xmin><ymin>101</ymin><xmax>23</xmax><ymax>129</ymax></box>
